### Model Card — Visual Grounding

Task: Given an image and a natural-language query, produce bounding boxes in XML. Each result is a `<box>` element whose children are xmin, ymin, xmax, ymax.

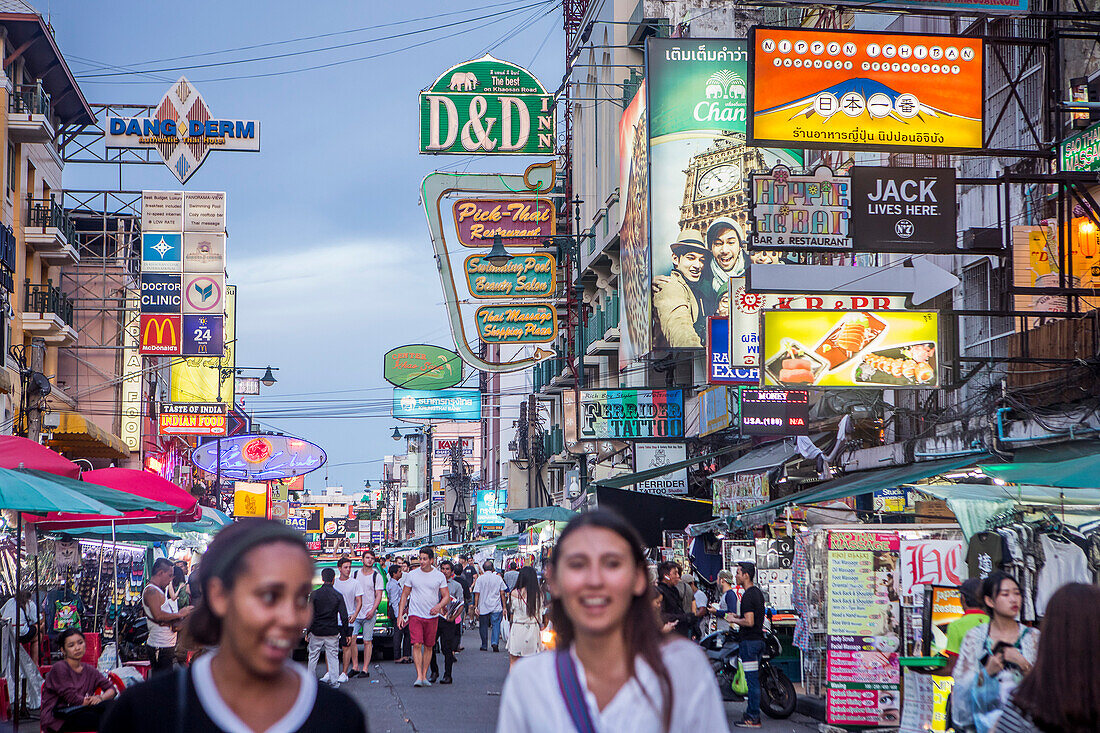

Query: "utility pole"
<box><xmin>26</xmin><ymin>337</ymin><xmax>46</xmax><ymax>442</ymax></box>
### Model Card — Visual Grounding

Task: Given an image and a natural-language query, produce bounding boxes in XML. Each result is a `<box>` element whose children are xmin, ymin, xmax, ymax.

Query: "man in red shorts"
<box><xmin>396</xmin><ymin>546</ymin><xmax>450</xmax><ymax>687</ymax></box>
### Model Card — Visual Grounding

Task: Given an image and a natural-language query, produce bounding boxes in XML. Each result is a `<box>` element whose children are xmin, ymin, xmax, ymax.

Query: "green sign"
<box><xmin>464</xmin><ymin>252</ymin><xmax>556</xmax><ymax>299</ymax></box>
<box><xmin>475</xmin><ymin>304</ymin><xmax>557</xmax><ymax>343</ymax></box>
<box><xmin>383</xmin><ymin>345</ymin><xmax>464</xmax><ymax>390</ymax></box>
<box><xmin>1061</xmin><ymin>120</ymin><xmax>1100</xmax><ymax>172</ymax></box>
<box><xmin>420</xmin><ymin>54</ymin><xmax>554</xmax><ymax>155</ymax></box>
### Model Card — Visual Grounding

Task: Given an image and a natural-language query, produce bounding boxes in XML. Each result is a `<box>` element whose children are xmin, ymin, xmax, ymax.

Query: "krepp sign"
<box><xmin>420</xmin><ymin>54</ymin><xmax>554</xmax><ymax>155</ymax></box>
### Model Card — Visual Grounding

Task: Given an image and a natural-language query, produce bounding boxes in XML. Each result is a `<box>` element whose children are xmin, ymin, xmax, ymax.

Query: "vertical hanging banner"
<box><xmin>619</xmin><ymin>81</ymin><xmax>651</xmax><ymax>363</ymax></box>
<box><xmin>419</xmin><ymin>54</ymin><xmax>554</xmax><ymax>155</ymax></box>
<box><xmin>748</xmin><ymin>28</ymin><xmax>984</xmax><ymax>151</ymax></box>
<box><xmin>647</xmin><ymin>38</ymin><xmax>802</xmax><ymax>352</ymax></box>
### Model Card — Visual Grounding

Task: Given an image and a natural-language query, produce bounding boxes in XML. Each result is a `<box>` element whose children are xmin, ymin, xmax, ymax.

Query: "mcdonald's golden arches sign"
<box><xmin>139</xmin><ymin>314</ymin><xmax>182</xmax><ymax>355</ymax></box>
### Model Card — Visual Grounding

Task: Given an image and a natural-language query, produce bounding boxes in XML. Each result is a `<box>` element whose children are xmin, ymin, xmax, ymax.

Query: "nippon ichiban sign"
<box><xmin>158</xmin><ymin>402</ymin><xmax>228</xmax><ymax>436</ymax></box>
<box><xmin>139</xmin><ymin>314</ymin><xmax>182</xmax><ymax>354</ymax></box>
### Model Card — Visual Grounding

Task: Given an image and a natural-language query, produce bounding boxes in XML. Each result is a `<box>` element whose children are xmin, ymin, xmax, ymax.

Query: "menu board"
<box><xmin>826</xmin><ymin>531</ymin><xmax>902</xmax><ymax>727</ymax></box>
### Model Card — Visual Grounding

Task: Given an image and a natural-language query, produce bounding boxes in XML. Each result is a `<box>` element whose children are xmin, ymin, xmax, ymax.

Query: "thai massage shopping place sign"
<box><xmin>420</xmin><ymin>54</ymin><xmax>554</xmax><ymax>155</ymax></box>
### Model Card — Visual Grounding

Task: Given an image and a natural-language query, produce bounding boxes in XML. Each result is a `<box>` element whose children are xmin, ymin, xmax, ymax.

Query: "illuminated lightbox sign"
<box><xmin>392</xmin><ymin>389</ymin><xmax>482</xmax><ymax>421</ymax></box>
<box><xmin>192</xmin><ymin>434</ymin><xmax>327</xmax><ymax>480</ymax></box>
<box><xmin>739</xmin><ymin>390</ymin><xmax>810</xmax><ymax>436</ymax></box>
<box><xmin>576</xmin><ymin>389</ymin><xmax>684</xmax><ymax>440</ymax></box>
<box><xmin>158</xmin><ymin>402</ymin><xmax>228</xmax><ymax>437</ymax></box>
<box><xmin>749</xmin><ymin>165</ymin><xmax>851</xmax><ymax>250</ymax></box>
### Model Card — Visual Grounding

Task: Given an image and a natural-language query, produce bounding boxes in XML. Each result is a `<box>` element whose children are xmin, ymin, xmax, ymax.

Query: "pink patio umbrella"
<box><xmin>30</xmin><ymin>468</ymin><xmax>200</xmax><ymax>531</ymax></box>
<box><xmin>0</xmin><ymin>435</ymin><xmax>80</xmax><ymax>478</ymax></box>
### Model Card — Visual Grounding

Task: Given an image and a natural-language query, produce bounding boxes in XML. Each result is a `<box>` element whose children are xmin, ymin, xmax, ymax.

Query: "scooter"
<box><xmin>699</xmin><ymin>617</ymin><xmax>797</xmax><ymax>719</ymax></box>
<box><xmin>115</xmin><ymin>602</ymin><xmax>149</xmax><ymax>663</ymax></box>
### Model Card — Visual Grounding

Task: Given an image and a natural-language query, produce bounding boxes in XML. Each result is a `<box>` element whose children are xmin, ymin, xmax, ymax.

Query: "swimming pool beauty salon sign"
<box><xmin>419</xmin><ymin>54</ymin><xmax>554</xmax><ymax>155</ymax></box>
<box><xmin>104</xmin><ymin>77</ymin><xmax>260</xmax><ymax>183</ymax></box>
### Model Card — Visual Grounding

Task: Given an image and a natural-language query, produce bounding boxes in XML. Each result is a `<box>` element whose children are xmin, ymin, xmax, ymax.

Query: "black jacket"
<box><xmin>309</xmin><ymin>584</ymin><xmax>349</xmax><ymax>637</ymax></box>
<box><xmin>656</xmin><ymin>582</ymin><xmax>694</xmax><ymax>637</ymax></box>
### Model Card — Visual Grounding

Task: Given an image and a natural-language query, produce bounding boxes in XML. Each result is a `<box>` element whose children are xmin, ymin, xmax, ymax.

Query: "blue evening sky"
<box><xmin>48</xmin><ymin>0</ymin><xmax>563</xmax><ymax>492</ymax></box>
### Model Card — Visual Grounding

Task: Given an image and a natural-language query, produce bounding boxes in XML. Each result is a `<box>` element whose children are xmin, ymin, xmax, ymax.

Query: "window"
<box><xmin>6</xmin><ymin>143</ymin><xmax>14</xmax><ymax>195</ymax></box>
<box><xmin>961</xmin><ymin>260</ymin><xmax>1013</xmax><ymax>358</ymax></box>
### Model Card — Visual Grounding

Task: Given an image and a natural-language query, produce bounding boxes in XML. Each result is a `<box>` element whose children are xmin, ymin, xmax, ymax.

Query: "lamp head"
<box><xmin>391</xmin><ymin>427</ymin><xmax>402</xmax><ymax>441</ymax></box>
<box><xmin>260</xmin><ymin>366</ymin><xmax>277</xmax><ymax>387</ymax></box>
<box><xmin>485</xmin><ymin>233</ymin><xmax>512</xmax><ymax>267</ymax></box>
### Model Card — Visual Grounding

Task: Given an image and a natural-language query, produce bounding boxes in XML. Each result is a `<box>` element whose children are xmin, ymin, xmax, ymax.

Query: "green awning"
<box><xmin>501</xmin><ymin>507</ymin><xmax>576</xmax><ymax>523</ymax></box>
<box><xmin>916</xmin><ymin>482</ymin><xmax>1100</xmax><ymax>505</ymax></box>
<box><xmin>981</xmin><ymin>452</ymin><xmax>1100</xmax><ymax>488</ymax></box>
<box><xmin>742</xmin><ymin>454</ymin><xmax>990</xmax><ymax>516</ymax></box>
<box><xmin>591</xmin><ymin>442</ymin><xmax>748</xmax><ymax>490</ymax></box>
<box><xmin>469</xmin><ymin>533</ymin><xmax>523</xmax><ymax>549</ymax></box>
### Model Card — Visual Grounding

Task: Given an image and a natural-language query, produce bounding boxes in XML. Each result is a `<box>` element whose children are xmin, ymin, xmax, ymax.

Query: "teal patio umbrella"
<box><xmin>173</xmin><ymin>506</ymin><xmax>231</xmax><ymax>535</ymax></box>
<box><xmin>0</xmin><ymin>467</ymin><xmax>124</xmax><ymax>515</ymax></box>
<box><xmin>64</xmin><ymin>523</ymin><xmax>180</xmax><ymax>543</ymax></box>
<box><xmin>501</xmin><ymin>506</ymin><xmax>578</xmax><ymax>524</ymax></box>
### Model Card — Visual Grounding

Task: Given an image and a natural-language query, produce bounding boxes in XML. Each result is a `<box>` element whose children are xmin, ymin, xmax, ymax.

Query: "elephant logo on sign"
<box><xmin>448</xmin><ymin>71</ymin><xmax>478</xmax><ymax>91</ymax></box>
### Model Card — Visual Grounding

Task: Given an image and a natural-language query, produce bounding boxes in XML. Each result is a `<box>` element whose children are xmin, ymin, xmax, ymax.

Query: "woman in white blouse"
<box><xmin>497</xmin><ymin>510</ymin><xmax>728</xmax><ymax>733</ymax></box>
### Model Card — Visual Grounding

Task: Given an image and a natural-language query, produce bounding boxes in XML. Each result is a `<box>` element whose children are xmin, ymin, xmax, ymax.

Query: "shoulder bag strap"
<box><xmin>554</xmin><ymin>649</ymin><xmax>599</xmax><ymax>733</ymax></box>
<box><xmin>176</xmin><ymin>666</ymin><xmax>188</xmax><ymax>733</ymax></box>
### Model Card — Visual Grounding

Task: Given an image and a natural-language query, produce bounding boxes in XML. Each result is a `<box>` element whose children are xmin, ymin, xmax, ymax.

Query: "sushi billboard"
<box><xmin>760</xmin><ymin>310</ymin><xmax>939</xmax><ymax>388</ymax></box>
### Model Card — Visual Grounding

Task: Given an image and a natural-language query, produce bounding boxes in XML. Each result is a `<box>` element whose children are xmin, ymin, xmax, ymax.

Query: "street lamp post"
<box><xmin>210</xmin><ymin>363</ymin><xmax>279</xmax><ymax>510</ymax></box>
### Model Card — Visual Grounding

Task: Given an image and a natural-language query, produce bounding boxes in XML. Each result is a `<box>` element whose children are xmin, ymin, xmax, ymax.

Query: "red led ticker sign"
<box><xmin>740</xmin><ymin>389</ymin><xmax>811</xmax><ymax>436</ymax></box>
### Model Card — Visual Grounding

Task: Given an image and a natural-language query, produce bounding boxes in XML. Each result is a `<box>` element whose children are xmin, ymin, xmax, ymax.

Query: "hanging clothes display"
<box><xmin>965</xmin><ymin>531</ymin><xmax>1006</xmax><ymax>580</ymax></box>
<box><xmin>1035</xmin><ymin>534</ymin><xmax>1090</xmax><ymax>616</ymax></box>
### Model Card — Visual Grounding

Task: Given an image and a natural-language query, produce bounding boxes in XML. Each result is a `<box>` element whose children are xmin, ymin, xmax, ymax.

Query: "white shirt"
<box><xmin>497</xmin><ymin>639</ymin><xmax>730</xmax><ymax>733</ymax></box>
<box><xmin>333</xmin><ymin>576</ymin><xmax>362</xmax><ymax>620</ymax></box>
<box><xmin>1035</xmin><ymin>534</ymin><xmax>1090</xmax><ymax>616</ymax></box>
<box><xmin>1</xmin><ymin>598</ymin><xmax>36</xmax><ymax>636</ymax></box>
<box><xmin>473</xmin><ymin>571</ymin><xmax>507</xmax><ymax>614</ymax></box>
<box><xmin>353</xmin><ymin>567</ymin><xmax>384</xmax><ymax>620</ymax></box>
<box><xmin>693</xmin><ymin>590</ymin><xmax>707</xmax><ymax>610</ymax></box>
<box><xmin>193</xmin><ymin>652</ymin><xmax>316</xmax><ymax>733</ymax></box>
<box><xmin>404</xmin><ymin>567</ymin><xmax>447</xmax><ymax>619</ymax></box>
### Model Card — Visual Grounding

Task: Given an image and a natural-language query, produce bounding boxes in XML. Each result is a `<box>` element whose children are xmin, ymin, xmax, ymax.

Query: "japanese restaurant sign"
<box><xmin>453</xmin><ymin>199</ymin><xmax>556</xmax><ymax>246</ymax></box>
<box><xmin>749</xmin><ymin>28</ymin><xmax>984</xmax><ymax>151</ymax></box>
<box><xmin>749</xmin><ymin>165</ymin><xmax>851</xmax><ymax>250</ymax></box>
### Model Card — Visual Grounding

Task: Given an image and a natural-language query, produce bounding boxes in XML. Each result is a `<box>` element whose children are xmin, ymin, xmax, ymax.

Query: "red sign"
<box><xmin>899</xmin><ymin>539</ymin><xmax>963</xmax><ymax>596</ymax></box>
<box><xmin>139</xmin><ymin>314</ymin><xmax>182</xmax><ymax>354</ymax></box>
<box><xmin>242</xmin><ymin>437</ymin><xmax>272</xmax><ymax>464</ymax></box>
<box><xmin>158</xmin><ymin>402</ymin><xmax>228</xmax><ymax>436</ymax></box>
<box><xmin>453</xmin><ymin>198</ymin><xmax>556</xmax><ymax>247</ymax></box>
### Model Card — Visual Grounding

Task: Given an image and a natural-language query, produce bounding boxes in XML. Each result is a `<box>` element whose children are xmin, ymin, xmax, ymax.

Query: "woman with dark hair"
<box><xmin>506</xmin><ymin>566</ymin><xmax>544</xmax><ymax>666</ymax></box>
<box><xmin>951</xmin><ymin>571</ymin><xmax>1039</xmax><ymax>733</ymax></box>
<box><xmin>40</xmin><ymin>627</ymin><xmax>116</xmax><ymax>732</ymax></box>
<box><xmin>102</xmin><ymin>519</ymin><xmax>368</xmax><ymax>732</ymax></box>
<box><xmin>497</xmin><ymin>509</ymin><xmax>727</xmax><ymax>732</ymax></box>
<box><xmin>995</xmin><ymin>583</ymin><xmax>1100</xmax><ymax>733</ymax></box>
<box><xmin>168</xmin><ymin>565</ymin><xmax>191</xmax><ymax>608</ymax></box>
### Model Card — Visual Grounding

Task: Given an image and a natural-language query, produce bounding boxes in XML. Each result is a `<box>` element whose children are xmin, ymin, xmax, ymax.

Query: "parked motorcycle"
<box><xmin>699</xmin><ymin>624</ymin><xmax>797</xmax><ymax>719</ymax></box>
<box><xmin>115</xmin><ymin>602</ymin><xmax>148</xmax><ymax>662</ymax></box>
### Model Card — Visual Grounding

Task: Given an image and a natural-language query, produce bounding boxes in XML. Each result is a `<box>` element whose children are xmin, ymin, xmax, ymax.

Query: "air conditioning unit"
<box><xmin>962</xmin><ymin>227</ymin><xmax>1003</xmax><ymax>252</ymax></box>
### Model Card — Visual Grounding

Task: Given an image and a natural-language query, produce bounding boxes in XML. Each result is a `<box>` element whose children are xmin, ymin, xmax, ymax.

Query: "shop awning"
<box><xmin>62</xmin><ymin>523</ymin><xmax>181</xmax><ymax>543</ymax></box>
<box><xmin>981</xmin><ymin>452</ymin><xmax>1100</xmax><ymax>489</ymax></box>
<box><xmin>741</xmin><ymin>454</ymin><xmax>991</xmax><ymax>516</ymax></box>
<box><xmin>591</xmin><ymin>442</ymin><xmax>747</xmax><ymax>490</ymax></box>
<box><xmin>502</xmin><ymin>506</ymin><xmax>577</xmax><ymax>523</ymax></box>
<box><xmin>596</xmin><ymin>486</ymin><xmax>714</xmax><ymax>546</ymax></box>
<box><xmin>915</xmin><ymin>482</ymin><xmax>1100</xmax><ymax>506</ymax></box>
<box><xmin>469</xmin><ymin>533</ymin><xmax>523</xmax><ymax>549</ymax></box>
<box><xmin>710</xmin><ymin>438</ymin><xmax>804</xmax><ymax>478</ymax></box>
<box><xmin>46</xmin><ymin>411</ymin><xmax>130</xmax><ymax>460</ymax></box>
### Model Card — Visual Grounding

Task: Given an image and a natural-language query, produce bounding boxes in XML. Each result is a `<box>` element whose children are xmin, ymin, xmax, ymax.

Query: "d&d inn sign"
<box><xmin>420</xmin><ymin>55</ymin><xmax>554</xmax><ymax>155</ymax></box>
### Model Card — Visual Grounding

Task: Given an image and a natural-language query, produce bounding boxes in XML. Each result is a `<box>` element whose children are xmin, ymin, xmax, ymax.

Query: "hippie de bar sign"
<box><xmin>420</xmin><ymin>54</ymin><xmax>554</xmax><ymax>155</ymax></box>
<box><xmin>749</xmin><ymin>165</ymin><xmax>851</xmax><ymax>250</ymax></box>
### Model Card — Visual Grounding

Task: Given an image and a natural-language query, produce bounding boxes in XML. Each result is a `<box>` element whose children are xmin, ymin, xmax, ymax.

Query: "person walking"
<box><xmin>307</xmin><ymin>567</ymin><xmax>349</xmax><ymax>686</ymax></box>
<box><xmin>497</xmin><ymin>510</ymin><xmax>728</xmax><ymax>732</ymax></box>
<box><xmin>996</xmin><ymin>583</ymin><xmax>1100</xmax><ymax>733</ymax></box>
<box><xmin>428</xmin><ymin>559</ymin><xmax>464</xmax><ymax>685</ymax></box>
<box><xmin>333</xmin><ymin>557</ymin><xmax>363</xmax><ymax>681</ymax></box>
<box><xmin>726</xmin><ymin>562</ymin><xmax>766</xmax><ymax>729</ymax></box>
<box><xmin>952</xmin><ymin>571</ymin><xmax>1039</xmax><ymax>733</ymax></box>
<box><xmin>459</xmin><ymin>555</ymin><xmax>478</xmax><ymax>629</ymax></box>
<box><xmin>102</xmin><ymin>519</ymin><xmax>367</xmax><ymax>732</ymax></box>
<box><xmin>396</xmin><ymin>546</ymin><xmax>450</xmax><ymax>687</ymax></box>
<box><xmin>941</xmin><ymin>578</ymin><xmax>989</xmax><ymax>676</ymax></box>
<box><xmin>352</xmin><ymin>549</ymin><xmax>384</xmax><ymax>678</ymax></box>
<box><xmin>715</xmin><ymin>569</ymin><xmax>737</xmax><ymax>625</ymax></box>
<box><xmin>387</xmin><ymin>563</ymin><xmax>412</xmax><ymax>664</ymax></box>
<box><xmin>655</xmin><ymin>561</ymin><xmax>694</xmax><ymax>638</ymax></box>
<box><xmin>503</xmin><ymin>561</ymin><xmax>520</xmax><ymax>592</ymax></box>
<box><xmin>3</xmin><ymin>589</ymin><xmax>41</xmax><ymax>665</ymax></box>
<box><xmin>473</xmin><ymin>559</ymin><xmax>507</xmax><ymax>652</ymax></box>
<box><xmin>40</xmin><ymin>627</ymin><xmax>116</xmax><ymax>732</ymax></box>
<box><xmin>142</xmin><ymin>557</ymin><xmax>192</xmax><ymax>675</ymax></box>
<box><xmin>506</xmin><ymin>566</ymin><xmax>544</xmax><ymax>667</ymax></box>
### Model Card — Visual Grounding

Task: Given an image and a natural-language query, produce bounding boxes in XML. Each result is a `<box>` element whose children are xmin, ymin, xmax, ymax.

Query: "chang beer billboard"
<box><xmin>420</xmin><ymin>54</ymin><xmax>554</xmax><ymax>155</ymax></box>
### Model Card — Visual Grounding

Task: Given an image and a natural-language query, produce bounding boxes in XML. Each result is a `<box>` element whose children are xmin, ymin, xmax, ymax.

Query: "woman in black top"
<box><xmin>101</xmin><ymin>519</ymin><xmax>367</xmax><ymax>733</ymax></box>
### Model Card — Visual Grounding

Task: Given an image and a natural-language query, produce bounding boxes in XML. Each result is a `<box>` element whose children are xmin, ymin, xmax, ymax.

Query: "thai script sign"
<box><xmin>576</xmin><ymin>389</ymin><xmax>684</xmax><ymax>440</ymax></box>
<box><xmin>158</xmin><ymin>402</ymin><xmax>228</xmax><ymax>436</ymax></box>
<box><xmin>707</xmin><ymin>318</ymin><xmax>759</xmax><ymax>384</ymax></box>
<box><xmin>874</xmin><ymin>0</ymin><xmax>1026</xmax><ymax>10</ymax></box>
<box><xmin>476</xmin><ymin>489</ymin><xmax>504</xmax><ymax>530</ymax></box>
<box><xmin>464</xmin><ymin>253</ymin><xmax>556</xmax><ymax>299</ymax></box>
<box><xmin>475</xmin><ymin>304</ymin><xmax>557</xmax><ymax>343</ymax></box>
<box><xmin>453</xmin><ymin>198</ymin><xmax>555</xmax><ymax>246</ymax></box>
<box><xmin>749</xmin><ymin>28</ymin><xmax>983</xmax><ymax>151</ymax></box>
<box><xmin>749</xmin><ymin>165</ymin><xmax>851</xmax><ymax>250</ymax></box>
<box><xmin>1061</xmin><ymin>118</ymin><xmax>1100</xmax><ymax>173</ymax></box>
<box><xmin>420</xmin><ymin>54</ymin><xmax>554</xmax><ymax>155</ymax></box>
<box><xmin>392</xmin><ymin>388</ymin><xmax>482</xmax><ymax>421</ymax></box>
<box><xmin>383</xmin><ymin>344</ymin><xmax>464</xmax><ymax>390</ymax></box>
<box><xmin>105</xmin><ymin>79</ymin><xmax>259</xmax><ymax>183</ymax></box>
<box><xmin>850</xmin><ymin>167</ymin><xmax>957</xmax><ymax>253</ymax></box>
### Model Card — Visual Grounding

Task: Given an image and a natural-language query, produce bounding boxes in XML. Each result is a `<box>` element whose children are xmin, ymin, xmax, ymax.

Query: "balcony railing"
<box><xmin>27</xmin><ymin>197</ymin><xmax>77</xmax><ymax>244</ymax></box>
<box><xmin>10</xmin><ymin>83</ymin><xmax>50</xmax><ymax>117</ymax></box>
<box><xmin>24</xmin><ymin>279</ymin><xmax>74</xmax><ymax>326</ymax></box>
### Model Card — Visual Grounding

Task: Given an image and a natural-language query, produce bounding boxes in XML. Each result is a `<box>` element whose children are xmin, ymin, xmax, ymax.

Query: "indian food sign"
<box><xmin>383</xmin><ymin>344</ymin><xmax>464</xmax><ymax>390</ymax></box>
<box><xmin>749</xmin><ymin>28</ymin><xmax>983</xmax><ymax>151</ymax></box>
<box><xmin>453</xmin><ymin>198</ymin><xmax>556</xmax><ymax>246</ymax></box>
<box><xmin>420</xmin><ymin>54</ymin><xmax>554</xmax><ymax>155</ymax></box>
<box><xmin>761</xmin><ymin>310</ymin><xmax>940</xmax><ymax>388</ymax></box>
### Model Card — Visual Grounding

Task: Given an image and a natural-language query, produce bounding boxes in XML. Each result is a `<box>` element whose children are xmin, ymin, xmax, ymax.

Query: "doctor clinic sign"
<box><xmin>420</xmin><ymin>54</ymin><xmax>554</xmax><ymax>155</ymax></box>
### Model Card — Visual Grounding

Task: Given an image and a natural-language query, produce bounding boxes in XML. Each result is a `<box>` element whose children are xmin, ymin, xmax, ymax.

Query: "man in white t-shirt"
<box><xmin>332</xmin><ymin>556</ymin><xmax>363</xmax><ymax>682</ymax></box>
<box><xmin>472</xmin><ymin>560</ymin><xmax>507</xmax><ymax>652</ymax></box>
<box><xmin>353</xmin><ymin>548</ymin><xmax>384</xmax><ymax>678</ymax></box>
<box><xmin>397</xmin><ymin>546</ymin><xmax>450</xmax><ymax>687</ymax></box>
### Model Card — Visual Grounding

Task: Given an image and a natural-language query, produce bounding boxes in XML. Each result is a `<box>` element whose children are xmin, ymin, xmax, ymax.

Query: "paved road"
<box><xmin>337</xmin><ymin>627</ymin><xmax>820</xmax><ymax>732</ymax></box>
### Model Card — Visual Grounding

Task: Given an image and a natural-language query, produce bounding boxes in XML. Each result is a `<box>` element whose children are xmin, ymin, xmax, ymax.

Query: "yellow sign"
<box><xmin>170</xmin><ymin>284</ymin><xmax>236</xmax><ymax>402</ymax></box>
<box><xmin>233</xmin><ymin>481</ymin><xmax>267</xmax><ymax>518</ymax></box>
<box><xmin>1012</xmin><ymin>224</ymin><xmax>1100</xmax><ymax>317</ymax></box>
<box><xmin>761</xmin><ymin>310</ymin><xmax>939</xmax><ymax>388</ymax></box>
<box><xmin>120</xmin><ymin>292</ymin><xmax>142</xmax><ymax>452</ymax></box>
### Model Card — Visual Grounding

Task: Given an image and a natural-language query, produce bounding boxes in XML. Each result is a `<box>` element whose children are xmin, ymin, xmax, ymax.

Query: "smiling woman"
<box><xmin>102</xmin><ymin>519</ymin><xmax>369</xmax><ymax>733</ymax></box>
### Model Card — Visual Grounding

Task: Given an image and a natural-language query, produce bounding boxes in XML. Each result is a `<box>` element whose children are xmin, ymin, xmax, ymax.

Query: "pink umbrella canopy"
<box><xmin>30</xmin><ymin>467</ymin><xmax>201</xmax><ymax>530</ymax></box>
<box><xmin>0</xmin><ymin>435</ymin><xmax>80</xmax><ymax>478</ymax></box>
